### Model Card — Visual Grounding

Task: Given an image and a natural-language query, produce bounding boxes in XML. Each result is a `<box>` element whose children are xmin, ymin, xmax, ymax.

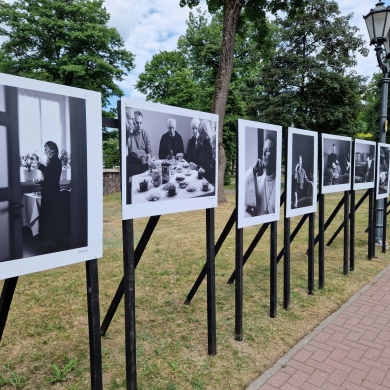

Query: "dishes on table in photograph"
<box><xmin>186</xmin><ymin>185</ymin><xmax>197</xmax><ymax>193</ymax></box>
<box><xmin>182</xmin><ymin>163</ymin><xmax>189</xmax><ymax>169</ymax></box>
<box><xmin>165</xmin><ymin>190</ymin><xmax>178</xmax><ymax>197</ymax></box>
<box><xmin>176</xmin><ymin>167</ymin><xmax>183</xmax><ymax>173</ymax></box>
<box><xmin>175</xmin><ymin>176</ymin><xmax>185</xmax><ymax>182</ymax></box>
<box><xmin>146</xmin><ymin>193</ymin><xmax>161</xmax><ymax>201</ymax></box>
<box><xmin>136</xmin><ymin>183</ymin><xmax>152</xmax><ymax>192</ymax></box>
<box><xmin>184</xmin><ymin>171</ymin><xmax>192</xmax><ymax>176</ymax></box>
<box><xmin>178</xmin><ymin>181</ymin><xmax>189</xmax><ymax>188</ymax></box>
<box><xmin>200</xmin><ymin>186</ymin><xmax>210</xmax><ymax>192</ymax></box>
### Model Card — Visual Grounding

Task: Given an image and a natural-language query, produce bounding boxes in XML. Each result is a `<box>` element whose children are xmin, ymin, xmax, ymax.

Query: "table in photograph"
<box><xmin>22</xmin><ymin>192</ymin><xmax>42</xmax><ymax>236</ymax></box>
<box><xmin>131</xmin><ymin>160</ymin><xmax>215</xmax><ymax>204</ymax></box>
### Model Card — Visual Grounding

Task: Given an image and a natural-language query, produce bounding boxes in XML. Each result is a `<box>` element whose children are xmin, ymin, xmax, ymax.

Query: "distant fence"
<box><xmin>103</xmin><ymin>168</ymin><xmax>120</xmax><ymax>195</ymax></box>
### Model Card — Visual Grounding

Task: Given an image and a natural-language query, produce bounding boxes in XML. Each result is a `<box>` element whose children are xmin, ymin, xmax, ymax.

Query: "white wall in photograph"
<box><xmin>376</xmin><ymin>142</ymin><xmax>390</xmax><ymax>199</ymax></box>
<box><xmin>0</xmin><ymin>73</ymin><xmax>102</xmax><ymax>280</ymax></box>
<box><xmin>286</xmin><ymin>128</ymin><xmax>318</xmax><ymax>218</ymax></box>
<box><xmin>353</xmin><ymin>139</ymin><xmax>376</xmax><ymax>191</ymax></box>
<box><xmin>237</xmin><ymin>119</ymin><xmax>282</xmax><ymax>229</ymax></box>
<box><xmin>121</xmin><ymin>99</ymin><xmax>218</xmax><ymax>220</ymax></box>
<box><xmin>321</xmin><ymin>134</ymin><xmax>352</xmax><ymax>194</ymax></box>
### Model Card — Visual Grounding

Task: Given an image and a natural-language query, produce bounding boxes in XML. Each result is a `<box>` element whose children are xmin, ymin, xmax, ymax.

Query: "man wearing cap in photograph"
<box><xmin>244</xmin><ymin>134</ymin><xmax>277</xmax><ymax>216</ymax></box>
<box><xmin>158</xmin><ymin>118</ymin><xmax>185</xmax><ymax>159</ymax></box>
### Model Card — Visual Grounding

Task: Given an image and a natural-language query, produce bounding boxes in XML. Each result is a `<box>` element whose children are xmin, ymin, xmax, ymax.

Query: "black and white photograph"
<box><xmin>237</xmin><ymin>119</ymin><xmax>282</xmax><ymax>229</ymax></box>
<box><xmin>0</xmin><ymin>73</ymin><xmax>102</xmax><ymax>280</ymax></box>
<box><xmin>286</xmin><ymin>128</ymin><xmax>318</xmax><ymax>218</ymax></box>
<box><xmin>376</xmin><ymin>143</ymin><xmax>390</xmax><ymax>199</ymax></box>
<box><xmin>321</xmin><ymin>134</ymin><xmax>352</xmax><ymax>194</ymax></box>
<box><xmin>353</xmin><ymin>139</ymin><xmax>376</xmax><ymax>190</ymax></box>
<box><xmin>121</xmin><ymin>99</ymin><xmax>218</xmax><ymax>220</ymax></box>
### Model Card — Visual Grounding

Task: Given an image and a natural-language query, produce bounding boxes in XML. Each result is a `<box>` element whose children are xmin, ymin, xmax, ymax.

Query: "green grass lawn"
<box><xmin>0</xmin><ymin>188</ymin><xmax>388</xmax><ymax>389</ymax></box>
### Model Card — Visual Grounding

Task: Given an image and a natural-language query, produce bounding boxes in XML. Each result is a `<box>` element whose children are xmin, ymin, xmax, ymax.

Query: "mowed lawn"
<box><xmin>0</xmin><ymin>188</ymin><xmax>389</xmax><ymax>389</ymax></box>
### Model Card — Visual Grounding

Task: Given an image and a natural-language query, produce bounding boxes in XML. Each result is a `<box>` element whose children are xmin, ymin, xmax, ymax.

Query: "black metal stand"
<box><xmin>0</xmin><ymin>277</ymin><xmax>18</xmax><ymax>342</ymax></box>
<box><xmin>308</xmin><ymin>213</ymin><xmax>315</xmax><ymax>295</ymax></box>
<box><xmin>86</xmin><ymin>259</ymin><xmax>103</xmax><ymax>390</ymax></box>
<box><xmin>368</xmin><ymin>188</ymin><xmax>374</xmax><ymax>260</ymax></box>
<box><xmin>382</xmin><ymin>198</ymin><xmax>387</xmax><ymax>254</ymax></box>
<box><xmin>0</xmin><ymin>265</ymin><xmax>103</xmax><ymax>390</ymax></box>
<box><xmin>270</xmin><ymin>222</ymin><xmax>277</xmax><ymax>318</ymax></box>
<box><xmin>235</xmin><ymin>223</ymin><xmax>243</xmax><ymax>341</ymax></box>
<box><xmin>283</xmin><ymin>130</ymin><xmax>290</xmax><ymax>310</ymax></box>
<box><xmin>101</xmin><ymin>216</ymin><xmax>160</xmax><ymax>335</ymax></box>
<box><xmin>326</xmin><ymin>190</ymin><xmax>369</xmax><ymax>247</ymax></box>
<box><xmin>319</xmin><ymin>194</ymin><xmax>325</xmax><ymax>289</ymax></box>
<box><xmin>343</xmin><ymin>191</ymin><xmax>349</xmax><ymax>275</ymax></box>
<box><xmin>350</xmin><ymin>190</ymin><xmax>355</xmax><ymax>271</ymax></box>
<box><xmin>206</xmin><ymin>208</ymin><xmax>217</xmax><ymax>355</ymax></box>
<box><xmin>184</xmin><ymin>209</ymin><xmax>236</xmax><ymax>304</ymax></box>
<box><xmin>122</xmin><ymin>219</ymin><xmax>137</xmax><ymax>390</ymax></box>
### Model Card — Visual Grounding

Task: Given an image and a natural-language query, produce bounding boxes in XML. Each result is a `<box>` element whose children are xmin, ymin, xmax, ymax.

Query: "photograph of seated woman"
<box><xmin>323</xmin><ymin>140</ymin><xmax>350</xmax><ymax>186</ymax></box>
<box><xmin>245</xmin><ymin>134</ymin><xmax>276</xmax><ymax>217</ymax></box>
<box><xmin>378</xmin><ymin>147</ymin><xmax>389</xmax><ymax>194</ymax></box>
<box><xmin>188</xmin><ymin>120</ymin><xmax>215</xmax><ymax>185</ymax></box>
<box><xmin>34</xmin><ymin>141</ymin><xmax>68</xmax><ymax>253</ymax></box>
<box><xmin>292</xmin><ymin>155</ymin><xmax>313</xmax><ymax>209</ymax></box>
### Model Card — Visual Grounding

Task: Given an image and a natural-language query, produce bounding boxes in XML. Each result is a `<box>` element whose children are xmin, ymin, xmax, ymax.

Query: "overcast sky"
<box><xmin>103</xmin><ymin>1</ymin><xmax>386</xmax><ymax>105</ymax></box>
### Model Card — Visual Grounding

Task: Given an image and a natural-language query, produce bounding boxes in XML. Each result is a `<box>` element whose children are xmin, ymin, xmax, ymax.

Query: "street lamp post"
<box><xmin>364</xmin><ymin>1</ymin><xmax>390</xmax><ymax>247</ymax></box>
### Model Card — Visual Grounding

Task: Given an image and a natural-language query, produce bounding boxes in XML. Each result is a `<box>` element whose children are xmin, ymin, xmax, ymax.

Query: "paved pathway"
<box><xmin>247</xmin><ymin>264</ymin><xmax>390</xmax><ymax>390</ymax></box>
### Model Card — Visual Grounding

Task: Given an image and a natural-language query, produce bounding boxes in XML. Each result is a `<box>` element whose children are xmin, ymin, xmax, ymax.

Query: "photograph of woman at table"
<box><xmin>34</xmin><ymin>141</ymin><xmax>64</xmax><ymax>252</ymax></box>
<box><xmin>188</xmin><ymin>120</ymin><xmax>215</xmax><ymax>185</ymax></box>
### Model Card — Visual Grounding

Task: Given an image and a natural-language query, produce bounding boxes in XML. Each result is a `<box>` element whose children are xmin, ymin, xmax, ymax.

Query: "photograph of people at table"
<box><xmin>376</xmin><ymin>143</ymin><xmax>390</xmax><ymax>199</ymax></box>
<box><xmin>321</xmin><ymin>134</ymin><xmax>352</xmax><ymax>194</ymax></box>
<box><xmin>121</xmin><ymin>99</ymin><xmax>218</xmax><ymax>220</ymax></box>
<box><xmin>237</xmin><ymin>120</ymin><xmax>282</xmax><ymax>229</ymax></box>
<box><xmin>353</xmin><ymin>139</ymin><xmax>376</xmax><ymax>191</ymax></box>
<box><xmin>285</xmin><ymin>128</ymin><xmax>318</xmax><ymax>218</ymax></box>
<box><xmin>0</xmin><ymin>82</ymin><xmax>91</xmax><ymax>263</ymax></box>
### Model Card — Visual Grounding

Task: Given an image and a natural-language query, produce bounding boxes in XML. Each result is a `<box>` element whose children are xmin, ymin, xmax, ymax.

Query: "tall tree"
<box><xmin>258</xmin><ymin>0</ymin><xmax>368</xmax><ymax>136</ymax></box>
<box><xmin>0</xmin><ymin>0</ymin><xmax>135</xmax><ymax>107</ymax></box>
<box><xmin>179</xmin><ymin>0</ymin><xmax>302</xmax><ymax>202</ymax></box>
<box><xmin>137</xmin><ymin>9</ymin><xmax>270</xmax><ymax>186</ymax></box>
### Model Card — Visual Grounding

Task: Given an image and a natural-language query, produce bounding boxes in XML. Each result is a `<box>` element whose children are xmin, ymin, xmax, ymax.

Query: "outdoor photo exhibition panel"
<box><xmin>121</xmin><ymin>99</ymin><xmax>218</xmax><ymax>220</ymax></box>
<box><xmin>286</xmin><ymin>127</ymin><xmax>318</xmax><ymax>218</ymax></box>
<box><xmin>0</xmin><ymin>73</ymin><xmax>103</xmax><ymax>279</ymax></box>
<box><xmin>353</xmin><ymin>139</ymin><xmax>376</xmax><ymax>191</ymax></box>
<box><xmin>376</xmin><ymin>142</ymin><xmax>390</xmax><ymax>199</ymax></box>
<box><xmin>321</xmin><ymin>134</ymin><xmax>352</xmax><ymax>194</ymax></box>
<box><xmin>237</xmin><ymin>119</ymin><xmax>282</xmax><ymax>229</ymax></box>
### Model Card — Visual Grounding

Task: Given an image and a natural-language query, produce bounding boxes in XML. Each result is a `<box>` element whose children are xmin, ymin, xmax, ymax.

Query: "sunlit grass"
<box><xmin>0</xmin><ymin>189</ymin><xmax>388</xmax><ymax>389</ymax></box>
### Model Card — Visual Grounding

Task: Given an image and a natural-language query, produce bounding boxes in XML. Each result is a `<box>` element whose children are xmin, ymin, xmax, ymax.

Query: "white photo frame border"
<box><xmin>353</xmin><ymin>139</ymin><xmax>376</xmax><ymax>191</ymax></box>
<box><xmin>321</xmin><ymin>134</ymin><xmax>352</xmax><ymax>194</ymax></box>
<box><xmin>237</xmin><ymin>119</ymin><xmax>282</xmax><ymax>229</ymax></box>
<box><xmin>0</xmin><ymin>73</ymin><xmax>103</xmax><ymax>280</ymax></box>
<box><xmin>120</xmin><ymin>99</ymin><xmax>219</xmax><ymax>220</ymax></box>
<box><xmin>286</xmin><ymin>127</ymin><xmax>318</xmax><ymax>218</ymax></box>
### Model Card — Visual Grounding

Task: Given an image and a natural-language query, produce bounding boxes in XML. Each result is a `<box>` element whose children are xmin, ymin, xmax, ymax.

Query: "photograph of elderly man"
<box><xmin>245</xmin><ymin>132</ymin><xmax>277</xmax><ymax>217</ymax></box>
<box><xmin>125</xmin><ymin>107</ymin><xmax>154</xmax><ymax>204</ymax></box>
<box><xmin>186</xmin><ymin>117</ymin><xmax>199</xmax><ymax>163</ymax></box>
<box><xmin>292</xmin><ymin>154</ymin><xmax>314</xmax><ymax>209</ymax></box>
<box><xmin>158</xmin><ymin>118</ymin><xmax>184</xmax><ymax>159</ymax></box>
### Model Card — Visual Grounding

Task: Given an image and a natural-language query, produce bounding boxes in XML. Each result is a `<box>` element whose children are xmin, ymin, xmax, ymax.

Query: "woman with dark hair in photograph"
<box><xmin>34</xmin><ymin>141</ymin><xmax>63</xmax><ymax>252</ymax></box>
<box><xmin>189</xmin><ymin>120</ymin><xmax>215</xmax><ymax>184</ymax></box>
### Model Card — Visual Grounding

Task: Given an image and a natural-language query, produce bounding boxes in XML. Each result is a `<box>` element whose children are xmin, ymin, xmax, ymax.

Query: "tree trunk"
<box><xmin>212</xmin><ymin>0</ymin><xmax>244</xmax><ymax>203</ymax></box>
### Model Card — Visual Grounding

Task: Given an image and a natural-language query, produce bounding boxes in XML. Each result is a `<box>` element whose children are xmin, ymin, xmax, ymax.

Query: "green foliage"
<box><xmin>0</xmin><ymin>0</ymin><xmax>135</xmax><ymax>107</ymax></box>
<box><xmin>48</xmin><ymin>358</ymin><xmax>77</xmax><ymax>383</ymax></box>
<box><xmin>136</xmin><ymin>9</ymin><xmax>266</xmax><ymax>169</ymax></box>
<box><xmin>103</xmin><ymin>135</ymin><xmax>120</xmax><ymax>168</ymax></box>
<box><xmin>257</xmin><ymin>0</ymin><xmax>368</xmax><ymax>136</ymax></box>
